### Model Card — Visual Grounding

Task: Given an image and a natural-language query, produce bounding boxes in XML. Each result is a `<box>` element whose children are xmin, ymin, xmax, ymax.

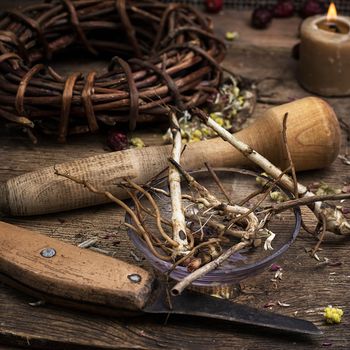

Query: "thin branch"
<box><xmin>124</xmin><ymin>177</ymin><xmax>179</xmax><ymax>247</ymax></box>
<box><xmin>54</xmin><ymin>169</ymin><xmax>172</xmax><ymax>261</ymax></box>
<box><xmin>282</xmin><ymin>113</ymin><xmax>298</xmax><ymax>198</ymax></box>
<box><xmin>193</xmin><ymin>107</ymin><xmax>350</xmax><ymax>236</ymax></box>
<box><xmin>266</xmin><ymin>193</ymin><xmax>350</xmax><ymax>213</ymax></box>
<box><xmin>171</xmin><ymin>240</ymin><xmax>251</xmax><ymax>295</ymax></box>
<box><xmin>311</xmin><ymin>213</ymin><xmax>327</xmax><ymax>257</ymax></box>
<box><xmin>168</xmin><ymin>112</ymin><xmax>189</xmax><ymax>252</ymax></box>
<box><xmin>204</xmin><ymin>162</ymin><xmax>232</xmax><ymax>203</ymax></box>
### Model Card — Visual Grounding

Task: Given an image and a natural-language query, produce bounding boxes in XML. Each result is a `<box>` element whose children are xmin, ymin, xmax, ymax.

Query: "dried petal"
<box><xmin>106</xmin><ymin>130</ymin><xmax>128</xmax><ymax>151</ymax></box>
<box><xmin>277</xmin><ymin>300</ymin><xmax>290</xmax><ymax>307</ymax></box>
<box><xmin>130</xmin><ymin>137</ymin><xmax>145</xmax><ymax>148</ymax></box>
<box><xmin>269</xmin><ymin>263</ymin><xmax>281</xmax><ymax>272</ymax></box>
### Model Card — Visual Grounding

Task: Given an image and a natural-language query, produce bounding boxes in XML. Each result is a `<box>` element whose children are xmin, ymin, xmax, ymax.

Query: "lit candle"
<box><xmin>298</xmin><ymin>2</ymin><xmax>350</xmax><ymax>96</ymax></box>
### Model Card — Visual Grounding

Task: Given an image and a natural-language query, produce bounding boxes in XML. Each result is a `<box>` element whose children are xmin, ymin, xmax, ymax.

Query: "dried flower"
<box><xmin>273</xmin><ymin>0</ymin><xmax>295</xmax><ymax>18</ymax></box>
<box><xmin>257</xmin><ymin>228</ymin><xmax>275</xmax><ymax>250</ymax></box>
<box><xmin>205</xmin><ymin>0</ymin><xmax>223</xmax><ymax>14</ymax></box>
<box><xmin>225</xmin><ymin>31</ymin><xmax>238</xmax><ymax>41</ymax></box>
<box><xmin>324</xmin><ymin>306</ymin><xmax>344</xmax><ymax>324</ymax></box>
<box><xmin>130</xmin><ymin>137</ymin><xmax>145</xmax><ymax>148</ymax></box>
<box><xmin>270</xmin><ymin>190</ymin><xmax>288</xmax><ymax>203</ymax></box>
<box><xmin>251</xmin><ymin>7</ymin><xmax>273</xmax><ymax>29</ymax></box>
<box><xmin>256</xmin><ymin>173</ymin><xmax>270</xmax><ymax>186</ymax></box>
<box><xmin>106</xmin><ymin>130</ymin><xmax>128</xmax><ymax>151</ymax></box>
<box><xmin>300</xmin><ymin>0</ymin><xmax>325</xmax><ymax>19</ymax></box>
<box><xmin>269</xmin><ymin>263</ymin><xmax>281</xmax><ymax>272</ymax></box>
<box><xmin>315</xmin><ymin>182</ymin><xmax>342</xmax><ymax>196</ymax></box>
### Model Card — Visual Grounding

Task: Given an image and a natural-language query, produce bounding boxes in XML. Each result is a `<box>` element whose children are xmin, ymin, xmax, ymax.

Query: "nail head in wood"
<box><xmin>40</xmin><ymin>247</ymin><xmax>56</xmax><ymax>258</ymax></box>
<box><xmin>128</xmin><ymin>274</ymin><xmax>142</xmax><ymax>283</ymax></box>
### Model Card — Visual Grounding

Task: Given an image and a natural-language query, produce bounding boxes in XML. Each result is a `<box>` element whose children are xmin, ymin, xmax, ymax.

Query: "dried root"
<box><xmin>55</xmin><ymin>107</ymin><xmax>349</xmax><ymax>294</ymax></box>
<box><xmin>168</xmin><ymin>112</ymin><xmax>190</xmax><ymax>255</ymax></box>
<box><xmin>194</xmin><ymin>108</ymin><xmax>350</xmax><ymax>237</ymax></box>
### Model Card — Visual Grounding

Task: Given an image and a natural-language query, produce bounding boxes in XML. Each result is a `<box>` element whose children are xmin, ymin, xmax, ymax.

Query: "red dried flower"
<box><xmin>107</xmin><ymin>130</ymin><xmax>128</xmax><ymax>151</ymax></box>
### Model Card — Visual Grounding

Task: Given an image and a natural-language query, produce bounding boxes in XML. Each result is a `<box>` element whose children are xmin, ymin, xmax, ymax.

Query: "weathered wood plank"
<box><xmin>0</xmin><ymin>4</ymin><xmax>350</xmax><ymax>349</ymax></box>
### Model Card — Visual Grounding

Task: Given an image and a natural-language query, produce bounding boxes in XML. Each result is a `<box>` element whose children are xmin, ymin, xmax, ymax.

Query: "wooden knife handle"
<box><xmin>0</xmin><ymin>221</ymin><xmax>154</xmax><ymax>311</ymax></box>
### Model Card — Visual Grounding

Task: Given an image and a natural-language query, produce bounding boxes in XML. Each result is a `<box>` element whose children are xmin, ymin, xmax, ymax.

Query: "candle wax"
<box><xmin>298</xmin><ymin>15</ymin><xmax>350</xmax><ymax>96</ymax></box>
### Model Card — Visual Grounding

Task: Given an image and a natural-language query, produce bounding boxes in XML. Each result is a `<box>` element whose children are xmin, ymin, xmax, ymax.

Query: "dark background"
<box><xmin>2</xmin><ymin>0</ymin><xmax>350</xmax><ymax>13</ymax></box>
<box><xmin>163</xmin><ymin>0</ymin><xmax>350</xmax><ymax>14</ymax></box>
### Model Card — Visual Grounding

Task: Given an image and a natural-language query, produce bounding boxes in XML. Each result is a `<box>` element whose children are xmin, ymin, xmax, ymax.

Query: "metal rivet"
<box><xmin>128</xmin><ymin>274</ymin><xmax>142</xmax><ymax>283</ymax></box>
<box><xmin>40</xmin><ymin>247</ymin><xmax>56</xmax><ymax>258</ymax></box>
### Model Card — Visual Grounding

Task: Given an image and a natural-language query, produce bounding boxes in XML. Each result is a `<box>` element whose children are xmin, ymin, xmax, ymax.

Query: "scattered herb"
<box><xmin>269</xmin><ymin>263</ymin><xmax>281</xmax><ymax>272</ymax></box>
<box><xmin>164</xmin><ymin>77</ymin><xmax>250</xmax><ymax>144</ymax></box>
<box><xmin>225</xmin><ymin>31</ymin><xmax>238</xmax><ymax>41</ymax></box>
<box><xmin>277</xmin><ymin>300</ymin><xmax>290</xmax><ymax>307</ymax></box>
<box><xmin>130</xmin><ymin>137</ymin><xmax>145</xmax><ymax>148</ymax></box>
<box><xmin>205</xmin><ymin>0</ymin><xmax>223</xmax><ymax>14</ymax></box>
<box><xmin>251</xmin><ymin>7</ymin><xmax>273</xmax><ymax>29</ymax></box>
<box><xmin>274</xmin><ymin>269</ymin><xmax>283</xmax><ymax>280</ymax></box>
<box><xmin>107</xmin><ymin>130</ymin><xmax>128</xmax><ymax>151</ymax></box>
<box><xmin>300</xmin><ymin>0</ymin><xmax>325</xmax><ymax>18</ymax></box>
<box><xmin>256</xmin><ymin>173</ymin><xmax>270</xmax><ymax>186</ymax></box>
<box><xmin>324</xmin><ymin>306</ymin><xmax>344</xmax><ymax>324</ymax></box>
<box><xmin>273</xmin><ymin>0</ymin><xmax>295</xmax><ymax>18</ymax></box>
<box><xmin>339</xmin><ymin>155</ymin><xmax>350</xmax><ymax>166</ymax></box>
<box><xmin>315</xmin><ymin>182</ymin><xmax>342</xmax><ymax>196</ymax></box>
<box><xmin>270</xmin><ymin>190</ymin><xmax>288</xmax><ymax>203</ymax></box>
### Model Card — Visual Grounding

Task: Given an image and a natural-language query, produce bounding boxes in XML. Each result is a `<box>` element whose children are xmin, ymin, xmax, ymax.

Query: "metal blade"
<box><xmin>144</xmin><ymin>288</ymin><xmax>321</xmax><ymax>335</ymax></box>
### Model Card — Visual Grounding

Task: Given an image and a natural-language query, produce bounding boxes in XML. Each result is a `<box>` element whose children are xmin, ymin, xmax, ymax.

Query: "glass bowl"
<box><xmin>125</xmin><ymin>168</ymin><xmax>301</xmax><ymax>287</ymax></box>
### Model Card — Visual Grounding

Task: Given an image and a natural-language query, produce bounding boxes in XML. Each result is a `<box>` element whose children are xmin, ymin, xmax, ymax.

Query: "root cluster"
<box><xmin>55</xmin><ymin>109</ymin><xmax>350</xmax><ymax>294</ymax></box>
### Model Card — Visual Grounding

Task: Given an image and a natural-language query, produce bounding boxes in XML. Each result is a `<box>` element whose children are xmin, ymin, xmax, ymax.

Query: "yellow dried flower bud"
<box><xmin>193</xmin><ymin>129</ymin><xmax>202</xmax><ymax>138</ymax></box>
<box><xmin>270</xmin><ymin>191</ymin><xmax>288</xmax><ymax>203</ymax></box>
<box><xmin>215</xmin><ymin>117</ymin><xmax>224</xmax><ymax>126</ymax></box>
<box><xmin>225</xmin><ymin>31</ymin><xmax>237</xmax><ymax>41</ymax></box>
<box><xmin>130</xmin><ymin>137</ymin><xmax>145</xmax><ymax>148</ymax></box>
<box><xmin>190</xmin><ymin>136</ymin><xmax>201</xmax><ymax>143</ymax></box>
<box><xmin>324</xmin><ymin>306</ymin><xmax>344</xmax><ymax>324</ymax></box>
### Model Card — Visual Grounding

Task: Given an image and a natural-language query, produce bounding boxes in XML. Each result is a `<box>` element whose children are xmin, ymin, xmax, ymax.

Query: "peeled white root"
<box><xmin>196</xmin><ymin>110</ymin><xmax>350</xmax><ymax>236</ymax></box>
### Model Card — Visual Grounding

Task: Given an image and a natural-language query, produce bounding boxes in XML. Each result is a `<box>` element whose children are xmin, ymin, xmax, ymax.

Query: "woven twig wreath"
<box><xmin>0</xmin><ymin>0</ymin><xmax>226</xmax><ymax>142</ymax></box>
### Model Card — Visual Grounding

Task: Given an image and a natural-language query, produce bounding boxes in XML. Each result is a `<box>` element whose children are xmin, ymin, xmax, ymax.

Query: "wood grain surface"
<box><xmin>1</xmin><ymin>3</ymin><xmax>350</xmax><ymax>349</ymax></box>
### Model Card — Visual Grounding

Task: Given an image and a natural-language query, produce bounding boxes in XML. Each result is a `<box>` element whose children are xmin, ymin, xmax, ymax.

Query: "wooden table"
<box><xmin>1</xmin><ymin>4</ymin><xmax>350</xmax><ymax>349</ymax></box>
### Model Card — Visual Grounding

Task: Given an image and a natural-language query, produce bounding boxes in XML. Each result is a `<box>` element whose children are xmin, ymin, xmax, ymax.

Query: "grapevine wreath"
<box><xmin>0</xmin><ymin>0</ymin><xmax>226</xmax><ymax>142</ymax></box>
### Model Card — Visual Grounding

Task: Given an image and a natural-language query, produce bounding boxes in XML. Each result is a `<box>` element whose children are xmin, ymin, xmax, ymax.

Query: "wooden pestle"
<box><xmin>0</xmin><ymin>97</ymin><xmax>340</xmax><ymax>216</ymax></box>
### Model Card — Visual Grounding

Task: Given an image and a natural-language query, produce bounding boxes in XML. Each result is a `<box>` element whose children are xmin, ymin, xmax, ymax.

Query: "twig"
<box><xmin>311</xmin><ymin>213</ymin><xmax>327</xmax><ymax>257</ymax></box>
<box><xmin>186</xmin><ymin>213</ymin><xmax>245</xmax><ymax>240</ymax></box>
<box><xmin>225</xmin><ymin>166</ymin><xmax>291</xmax><ymax>232</ymax></box>
<box><xmin>265</xmin><ymin>193</ymin><xmax>350</xmax><ymax>213</ymax></box>
<box><xmin>282</xmin><ymin>113</ymin><xmax>298</xmax><ymax>198</ymax></box>
<box><xmin>168</xmin><ymin>112</ymin><xmax>189</xmax><ymax>253</ymax></box>
<box><xmin>78</xmin><ymin>237</ymin><xmax>98</xmax><ymax>248</ymax></box>
<box><xmin>167</xmin><ymin>238</ymin><xmax>221</xmax><ymax>274</ymax></box>
<box><xmin>171</xmin><ymin>240</ymin><xmax>251</xmax><ymax>295</ymax></box>
<box><xmin>54</xmin><ymin>169</ymin><xmax>172</xmax><ymax>261</ymax></box>
<box><xmin>123</xmin><ymin>184</ymin><xmax>172</xmax><ymax>226</ymax></box>
<box><xmin>169</xmin><ymin>158</ymin><xmax>259</xmax><ymax>235</ymax></box>
<box><xmin>194</xmin><ymin>108</ymin><xmax>350</xmax><ymax>235</ymax></box>
<box><xmin>204</xmin><ymin>162</ymin><xmax>232</xmax><ymax>203</ymax></box>
<box><xmin>123</xmin><ymin>178</ymin><xmax>179</xmax><ymax>247</ymax></box>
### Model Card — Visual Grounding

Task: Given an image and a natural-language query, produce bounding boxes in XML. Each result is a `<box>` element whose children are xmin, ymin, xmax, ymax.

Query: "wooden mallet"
<box><xmin>0</xmin><ymin>97</ymin><xmax>340</xmax><ymax>216</ymax></box>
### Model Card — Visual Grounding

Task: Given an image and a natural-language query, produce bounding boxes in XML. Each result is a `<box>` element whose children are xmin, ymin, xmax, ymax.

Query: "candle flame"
<box><xmin>327</xmin><ymin>2</ymin><xmax>337</xmax><ymax>21</ymax></box>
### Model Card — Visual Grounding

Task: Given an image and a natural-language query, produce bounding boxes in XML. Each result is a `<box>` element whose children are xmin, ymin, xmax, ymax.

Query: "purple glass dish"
<box><xmin>125</xmin><ymin>168</ymin><xmax>301</xmax><ymax>287</ymax></box>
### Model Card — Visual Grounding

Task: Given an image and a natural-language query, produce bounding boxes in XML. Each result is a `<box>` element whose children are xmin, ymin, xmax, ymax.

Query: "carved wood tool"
<box><xmin>0</xmin><ymin>97</ymin><xmax>340</xmax><ymax>216</ymax></box>
<box><xmin>0</xmin><ymin>221</ymin><xmax>321</xmax><ymax>335</ymax></box>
